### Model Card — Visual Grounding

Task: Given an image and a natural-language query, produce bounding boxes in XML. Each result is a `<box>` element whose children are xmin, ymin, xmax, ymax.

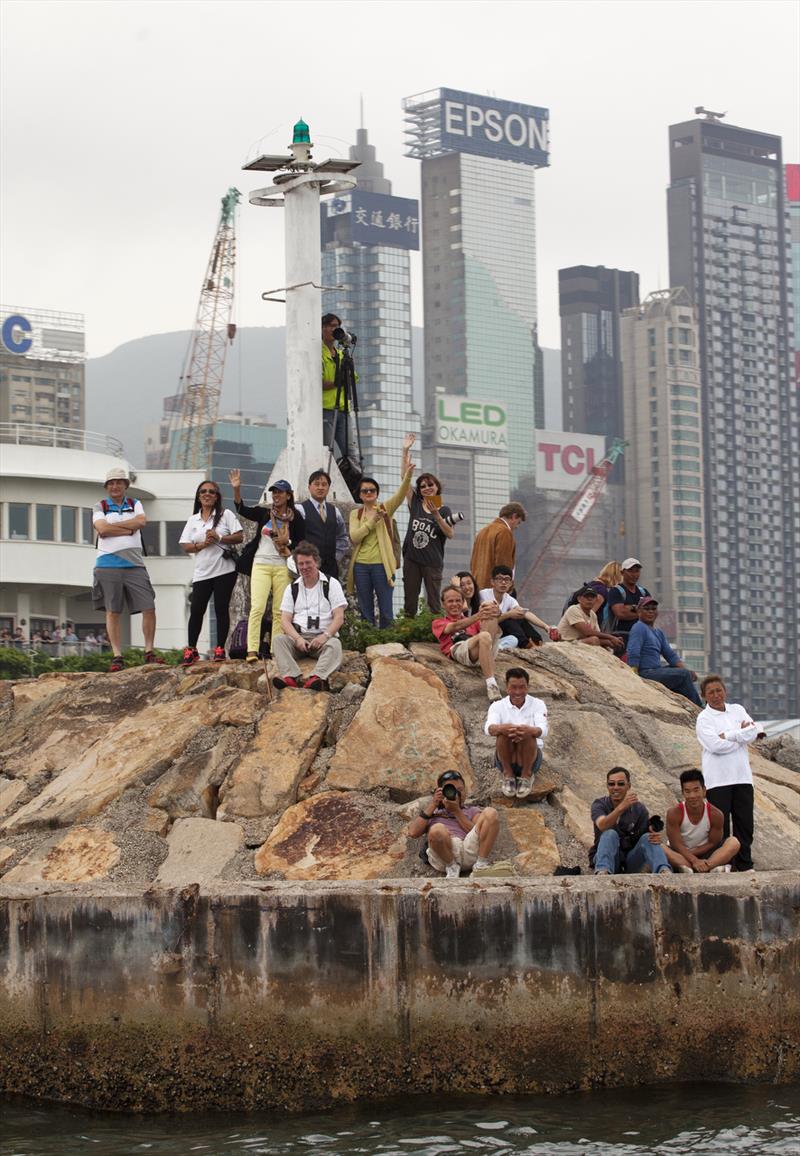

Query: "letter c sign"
<box><xmin>1</xmin><ymin>315</ymin><xmax>33</xmax><ymax>355</ymax></box>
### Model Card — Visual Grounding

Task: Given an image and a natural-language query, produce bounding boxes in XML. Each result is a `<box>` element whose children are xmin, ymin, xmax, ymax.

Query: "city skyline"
<box><xmin>1</xmin><ymin>1</ymin><xmax>797</xmax><ymax>359</ymax></box>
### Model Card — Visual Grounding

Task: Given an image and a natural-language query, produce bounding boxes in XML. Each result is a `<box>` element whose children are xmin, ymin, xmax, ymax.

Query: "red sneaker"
<box><xmin>109</xmin><ymin>655</ymin><xmax>125</xmax><ymax>673</ymax></box>
<box><xmin>303</xmin><ymin>676</ymin><xmax>326</xmax><ymax>691</ymax></box>
<box><xmin>180</xmin><ymin>647</ymin><xmax>199</xmax><ymax>667</ymax></box>
<box><xmin>212</xmin><ymin>646</ymin><xmax>226</xmax><ymax>662</ymax></box>
<box><xmin>144</xmin><ymin>650</ymin><xmax>166</xmax><ymax>665</ymax></box>
<box><xmin>272</xmin><ymin>675</ymin><xmax>298</xmax><ymax>690</ymax></box>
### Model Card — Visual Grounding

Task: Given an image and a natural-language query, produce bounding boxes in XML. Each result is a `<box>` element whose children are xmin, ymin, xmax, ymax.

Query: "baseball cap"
<box><xmin>104</xmin><ymin>467</ymin><xmax>130</xmax><ymax>484</ymax></box>
<box><xmin>577</xmin><ymin>585</ymin><xmax>598</xmax><ymax>598</ymax></box>
<box><xmin>622</xmin><ymin>557</ymin><xmax>642</xmax><ymax>570</ymax></box>
<box><xmin>638</xmin><ymin>596</ymin><xmax>659</xmax><ymax>608</ymax></box>
<box><xmin>268</xmin><ymin>479</ymin><xmax>293</xmax><ymax>493</ymax></box>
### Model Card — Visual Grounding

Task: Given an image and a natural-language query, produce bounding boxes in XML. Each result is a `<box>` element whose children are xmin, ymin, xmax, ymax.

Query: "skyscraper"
<box><xmin>667</xmin><ymin>113</ymin><xmax>799</xmax><ymax>717</ymax></box>
<box><xmin>403</xmin><ymin>88</ymin><xmax>550</xmax><ymax>500</ymax></box>
<box><xmin>620</xmin><ymin>288</ymin><xmax>709</xmax><ymax>672</ymax></box>
<box><xmin>321</xmin><ymin>126</ymin><xmax>420</xmax><ymax>488</ymax></box>
<box><xmin>787</xmin><ymin>164</ymin><xmax>800</xmax><ymax>382</ymax></box>
<box><xmin>0</xmin><ymin>307</ymin><xmax>85</xmax><ymax>434</ymax></box>
<box><xmin>559</xmin><ymin>266</ymin><xmax>640</xmax><ymax>444</ymax></box>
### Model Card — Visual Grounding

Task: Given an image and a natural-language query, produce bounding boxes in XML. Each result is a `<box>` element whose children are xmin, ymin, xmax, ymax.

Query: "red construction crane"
<box><xmin>518</xmin><ymin>438</ymin><xmax>627</xmax><ymax>604</ymax></box>
<box><xmin>169</xmin><ymin>187</ymin><xmax>240</xmax><ymax>470</ymax></box>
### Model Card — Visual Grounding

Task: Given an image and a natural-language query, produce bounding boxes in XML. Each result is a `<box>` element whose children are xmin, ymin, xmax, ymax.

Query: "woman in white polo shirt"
<box><xmin>179</xmin><ymin>480</ymin><xmax>243</xmax><ymax>665</ymax></box>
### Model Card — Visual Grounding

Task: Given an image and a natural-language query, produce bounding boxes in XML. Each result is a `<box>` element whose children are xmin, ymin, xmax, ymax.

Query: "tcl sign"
<box><xmin>536</xmin><ymin>431</ymin><xmax>605</xmax><ymax>492</ymax></box>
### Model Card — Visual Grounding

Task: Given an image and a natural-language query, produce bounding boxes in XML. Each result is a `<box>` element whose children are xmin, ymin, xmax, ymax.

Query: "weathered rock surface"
<box><xmin>505</xmin><ymin>809</ymin><xmax>561</xmax><ymax>874</ymax></box>
<box><xmin>154</xmin><ymin>817</ymin><xmax>244</xmax><ymax>886</ymax></box>
<box><xmin>327</xmin><ymin>657</ymin><xmax>472</xmax><ymax>799</ymax></box>
<box><xmin>0</xmin><ymin>643</ymin><xmax>798</xmax><ymax>884</ymax></box>
<box><xmin>254</xmin><ymin>792</ymin><xmax>404</xmax><ymax>879</ymax></box>
<box><xmin>1</xmin><ymin>686</ymin><xmax>261</xmax><ymax>833</ymax></box>
<box><xmin>216</xmin><ymin>691</ymin><xmax>329</xmax><ymax>834</ymax></box>
<box><xmin>3</xmin><ymin>827</ymin><xmax>120</xmax><ymax>883</ymax></box>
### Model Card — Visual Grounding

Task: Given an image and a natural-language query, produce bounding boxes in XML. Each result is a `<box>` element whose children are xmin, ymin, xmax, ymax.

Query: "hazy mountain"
<box><xmin>86</xmin><ymin>326</ymin><xmax>426</xmax><ymax>463</ymax></box>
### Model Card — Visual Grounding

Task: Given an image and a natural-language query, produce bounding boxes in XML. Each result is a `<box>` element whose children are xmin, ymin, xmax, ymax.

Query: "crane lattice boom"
<box><xmin>518</xmin><ymin>439</ymin><xmax>627</xmax><ymax>604</ymax></box>
<box><xmin>170</xmin><ymin>188</ymin><xmax>240</xmax><ymax>470</ymax></box>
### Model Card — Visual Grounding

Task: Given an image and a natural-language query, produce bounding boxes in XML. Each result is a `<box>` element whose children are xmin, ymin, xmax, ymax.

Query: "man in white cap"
<box><xmin>608</xmin><ymin>558</ymin><xmax>650</xmax><ymax>650</ymax></box>
<box><xmin>92</xmin><ymin>467</ymin><xmax>161</xmax><ymax>672</ymax></box>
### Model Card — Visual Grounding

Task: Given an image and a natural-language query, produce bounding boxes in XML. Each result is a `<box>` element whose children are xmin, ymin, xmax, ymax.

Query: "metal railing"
<box><xmin>0</xmin><ymin>423</ymin><xmax>124</xmax><ymax>456</ymax></box>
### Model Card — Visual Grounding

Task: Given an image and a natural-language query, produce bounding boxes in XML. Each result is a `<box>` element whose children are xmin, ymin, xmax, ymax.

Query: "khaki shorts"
<box><xmin>450</xmin><ymin>634</ymin><xmax>502</xmax><ymax>667</ymax></box>
<box><xmin>426</xmin><ymin>824</ymin><xmax>481</xmax><ymax>872</ymax></box>
<box><xmin>92</xmin><ymin>566</ymin><xmax>156</xmax><ymax>614</ymax></box>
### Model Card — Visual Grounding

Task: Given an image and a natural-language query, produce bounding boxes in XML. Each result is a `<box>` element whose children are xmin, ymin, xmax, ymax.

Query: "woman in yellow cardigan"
<box><xmin>348</xmin><ymin>463</ymin><xmax>414</xmax><ymax>627</ymax></box>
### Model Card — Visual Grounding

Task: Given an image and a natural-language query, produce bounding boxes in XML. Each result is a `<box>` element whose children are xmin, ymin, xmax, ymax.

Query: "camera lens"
<box><xmin>649</xmin><ymin>815</ymin><xmax>664</xmax><ymax>832</ymax></box>
<box><xmin>442</xmin><ymin>783</ymin><xmax>458</xmax><ymax>800</ymax></box>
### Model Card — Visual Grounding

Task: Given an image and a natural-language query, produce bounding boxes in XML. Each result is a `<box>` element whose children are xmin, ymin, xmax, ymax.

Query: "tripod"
<box><xmin>328</xmin><ymin>342</ymin><xmax>364</xmax><ymax>499</ymax></box>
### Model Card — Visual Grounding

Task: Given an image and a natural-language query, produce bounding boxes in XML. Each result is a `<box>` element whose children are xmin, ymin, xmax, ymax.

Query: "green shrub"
<box><xmin>339</xmin><ymin>606</ymin><xmax>437</xmax><ymax>652</ymax></box>
<box><xmin>0</xmin><ymin>646</ymin><xmax>186</xmax><ymax>679</ymax></box>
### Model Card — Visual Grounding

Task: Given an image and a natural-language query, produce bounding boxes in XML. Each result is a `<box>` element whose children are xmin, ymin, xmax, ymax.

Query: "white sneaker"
<box><xmin>445</xmin><ymin>862</ymin><xmax>461</xmax><ymax>879</ymax></box>
<box><xmin>678</xmin><ymin>866</ymin><xmax>694</xmax><ymax>874</ymax></box>
<box><xmin>474</xmin><ymin>858</ymin><xmax>490</xmax><ymax>871</ymax></box>
<box><xmin>712</xmin><ymin>864</ymin><xmax>732</xmax><ymax>873</ymax></box>
<box><xmin>486</xmin><ymin>682</ymin><xmax>502</xmax><ymax>702</ymax></box>
<box><xmin>501</xmin><ymin>777</ymin><xmax>517</xmax><ymax>798</ymax></box>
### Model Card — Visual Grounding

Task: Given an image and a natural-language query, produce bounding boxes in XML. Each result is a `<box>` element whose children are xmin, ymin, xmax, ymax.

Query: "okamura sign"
<box><xmin>435</xmin><ymin>395</ymin><xmax>508</xmax><ymax>450</ymax></box>
<box><xmin>440</xmin><ymin>88</ymin><xmax>550</xmax><ymax>167</ymax></box>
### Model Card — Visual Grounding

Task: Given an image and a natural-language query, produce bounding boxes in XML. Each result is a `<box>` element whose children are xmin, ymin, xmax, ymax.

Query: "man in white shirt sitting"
<box><xmin>484</xmin><ymin>666</ymin><xmax>549</xmax><ymax>799</ymax></box>
<box><xmin>479</xmin><ymin>566</ymin><xmax>555</xmax><ymax>649</ymax></box>
<box><xmin>273</xmin><ymin>541</ymin><xmax>347</xmax><ymax>691</ymax></box>
<box><xmin>696</xmin><ymin>673</ymin><xmax>763</xmax><ymax>872</ymax></box>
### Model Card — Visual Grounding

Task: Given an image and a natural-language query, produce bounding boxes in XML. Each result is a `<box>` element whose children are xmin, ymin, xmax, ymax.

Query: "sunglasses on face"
<box><xmin>360</xmin><ymin>487</ymin><xmax>377</xmax><ymax>495</ymax></box>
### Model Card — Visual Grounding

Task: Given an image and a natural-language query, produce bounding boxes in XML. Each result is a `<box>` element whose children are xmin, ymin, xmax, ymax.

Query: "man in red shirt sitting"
<box><xmin>432</xmin><ymin>585</ymin><xmax>503</xmax><ymax>701</ymax></box>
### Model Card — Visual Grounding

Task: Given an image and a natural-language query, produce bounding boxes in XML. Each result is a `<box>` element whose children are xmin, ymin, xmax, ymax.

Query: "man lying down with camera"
<box><xmin>406</xmin><ymin>770</ymin><xmax>500</xmax><ymax>879</ymax></box>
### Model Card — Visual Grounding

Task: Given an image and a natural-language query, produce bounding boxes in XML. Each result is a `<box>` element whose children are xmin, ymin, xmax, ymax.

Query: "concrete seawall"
<box><xmin>1</xmin><ymin>873</ymin><xmax>798</xmax><ymax>1112</ymax></box>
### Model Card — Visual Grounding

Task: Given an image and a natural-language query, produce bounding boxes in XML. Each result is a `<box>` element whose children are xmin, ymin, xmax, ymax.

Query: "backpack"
<box><xmin>608</xmin><ymin>583</ymin><xmax>646</xmax><ymax>630</ymax></box>
<box><xmin>561</xmin><ymin>583</ymin><xmax>592</xmax><ymax>617</ymax></box>
<box><xmin>228</xmin><ymin>619</ymin><xmax>248</xmax><ymax>660</ymax></box>
<box><xmin>97</xmin><ymin>498</ymin><xmax>148</xmax><ymax>556</ymax></box>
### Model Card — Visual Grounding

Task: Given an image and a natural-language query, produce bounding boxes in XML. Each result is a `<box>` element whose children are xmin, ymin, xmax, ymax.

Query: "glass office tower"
<box><xmin>668</xmin><ymin>114</ymin><xmax>799</xmax><ymax>717</ymax></box>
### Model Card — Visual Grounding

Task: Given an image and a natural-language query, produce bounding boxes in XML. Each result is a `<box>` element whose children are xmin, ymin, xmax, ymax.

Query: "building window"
<box><xmin>61</xmin><ymin>506</ymin><xmax>77</xmax><ymax>543</ymax></box>
<box><xmin>165</xmin><ymin>522</ymin><xmax>187</xmax><ymax>555</ymax></box>
<box><xmin>141</xmin><ymin>521</ymin><xmax>161</xmax><ymax>557</ymax></box>
<box><xmin>9</xmin><ymin>503</ymin><xmax>30</xmax><ymax>539</ymax></box>
<box><xmin>82</xmin><ymin>508</ymin><xmax>94</xmax><ymax>543</ymax></box>
<box><xmin>36</xmin><ymin>505</ymin><xmax>56</xmax><ymax>541</ymax></box>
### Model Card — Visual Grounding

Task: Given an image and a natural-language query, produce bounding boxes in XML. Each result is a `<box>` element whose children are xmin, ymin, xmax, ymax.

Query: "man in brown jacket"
<box><xmin>470</xmin><ymin>502</ymin><xmax>527</xmax><ymax>591</ymax></box>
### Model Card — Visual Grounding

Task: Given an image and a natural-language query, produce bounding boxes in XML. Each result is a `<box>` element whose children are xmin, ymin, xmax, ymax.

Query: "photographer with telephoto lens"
<box><xmin>406</xmin><ymin>770</ymin><xmax>499</xmax><ymax>879</ymax></box>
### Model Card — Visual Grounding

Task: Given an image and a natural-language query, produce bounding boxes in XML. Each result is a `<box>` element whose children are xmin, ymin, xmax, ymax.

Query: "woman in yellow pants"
<box><xmin>230</xmin><ymin>471</ymin><xmax>302</xmax><ymax>661</ymax></box>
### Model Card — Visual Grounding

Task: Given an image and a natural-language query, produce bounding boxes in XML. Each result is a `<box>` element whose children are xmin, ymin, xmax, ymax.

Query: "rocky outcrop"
<box><xmin>0</xmin><ymin>645</ymin><xmax>798</xmax><ymax>885</ymax></box>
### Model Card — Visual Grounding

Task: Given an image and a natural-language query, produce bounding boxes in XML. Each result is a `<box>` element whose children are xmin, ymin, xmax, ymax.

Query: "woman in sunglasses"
<box><xmin>400</xmin><ymin>433</ymin><xmax>456</xmax><ymax>616</ymax></box>
<box><xmin>348</xmin><ymin>448</ymin><xmax>415</xmax><ymax>628</ymax></box>
<box><xmin>179</xmin><ymin>480</ymin><xmax>243</xmax><ymax>665</ymax></box>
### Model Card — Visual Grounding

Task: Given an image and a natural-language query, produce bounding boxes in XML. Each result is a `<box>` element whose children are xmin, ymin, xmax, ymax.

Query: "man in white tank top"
<box><xmin>665</xmin><ymin>769</ymin><xmax>740</xmax><ymax>873</ymax></box>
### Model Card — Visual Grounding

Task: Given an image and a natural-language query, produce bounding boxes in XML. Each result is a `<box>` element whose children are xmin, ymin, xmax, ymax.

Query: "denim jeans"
<box><xmin>640</xmin><ymin>666</ymin><xmax>702</xmax><ymax>706</ymax></box>
<box><xmin>354</xmin><ymin>562</ymin><xmax>395</xmax><ymax>628</ymax></box>
<box><xmin>594</xmin><ymin>829</ymin><xmax>670</xmax><ymax>874</ymax></box>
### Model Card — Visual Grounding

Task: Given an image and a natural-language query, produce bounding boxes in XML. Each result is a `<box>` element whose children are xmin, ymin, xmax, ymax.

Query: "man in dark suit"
<box><xmin>298</xmin><ymin>469</ymin><xmax>349</xmax><ymax>580</ymax></box>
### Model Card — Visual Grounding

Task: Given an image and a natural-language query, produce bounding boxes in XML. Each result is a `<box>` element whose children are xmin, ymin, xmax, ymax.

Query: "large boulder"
<box><xmin>327</xmin><ymin>657</ymin><xmax>472</xmax><ymax>800</ymax></box>
<box><xmin>154</xmin><ymin>817</ymin><xmax>244</xmax><ymax>886</ymax></box>
<box><xmin>2</xmin><ymin>827</ymin><xmax>120</xmax><ymax>883</ymax></box>
<box><xmin>1</xmin><ymin>687</ymin><xmax>262</xmax><ymax>834</ymax></box>
<box><xmin>216</xmin><ymin>691</ymin><xmax>329</xmax><ymax>836</ymax></box>
<box><xmin>254</xmin><ymin>792</ymin><xmax>405</xmax><ymax>879</ymax></box>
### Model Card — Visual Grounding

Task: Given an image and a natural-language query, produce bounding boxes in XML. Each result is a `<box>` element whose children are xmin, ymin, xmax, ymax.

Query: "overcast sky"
<box><xmin>1</xmin><ymin>0</ymin><xmax>798</xmax><ymax>359</ymax></box>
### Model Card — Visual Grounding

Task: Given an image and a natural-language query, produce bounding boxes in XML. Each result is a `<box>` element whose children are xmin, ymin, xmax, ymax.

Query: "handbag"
<box><xmin>379</xmin><ymin>505</ymin><xmax>402</xmax><ymax>569</ymax></box>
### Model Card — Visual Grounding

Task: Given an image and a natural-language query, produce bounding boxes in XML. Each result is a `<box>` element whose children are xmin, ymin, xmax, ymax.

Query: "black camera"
<box><xmin>442</xmin><ymin>783</ymin><xmax>459</xmax><ymax>801</ymax></box>
<box><xmin>450</xmin><ymin>630</ymin><xmax>470</xmax><ymax>645</ymax></box>
<box><xmin>649</xmin><ymin>815</ymin><xmax>664</xmax><ymax>833</ymax></box>
<box><xmin>333</xmin><ymin>326</ymin><xmax>357</xmax><ymax>347</ymax></box>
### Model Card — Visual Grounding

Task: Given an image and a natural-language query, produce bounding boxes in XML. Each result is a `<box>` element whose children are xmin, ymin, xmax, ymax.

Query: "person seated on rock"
<box><xmin>406</xmin><ymin>770</ymin><xmax>499</xmax><ymax>879</ymax></box>
<box><xmin>485</xmin><ymin>666</ymin><xmax>548</xmax><ymax>799</ymax></box>
<box><xmin>556</xmin><ymin>586</ymin><xmax>624</xmax><ymax>653</ymax></box>
<box><xmin>432</xmin><ymin>584</ymin><xmax>503</xmax><ymax>702</ymax></box>
<box><xmin>590</xmin><ymin>766</ymin><xmax>671</xmax><ymax>876</ymax></box>
<box><xmin>272</xmin><ymin>541</ymin><xmax>347</xmax><ymax>691</ymax></box>
<box><xmin>627</xmin><ymin>598</ymin><xmax>702</xmax><ymax>705</ymax></box>
<box><xmin>479</xmin><ymin>566</ymin><xmax>556</xmax><ymax>649</ymax></box>
<box><xmin>664</xmin><ymin>769</ymin><xmax>740</xmax><ymax>874</ymax></box>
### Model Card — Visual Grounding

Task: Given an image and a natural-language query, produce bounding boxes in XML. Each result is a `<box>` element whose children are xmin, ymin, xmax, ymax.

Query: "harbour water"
<box><xmin>2</xmin><ymin>1083</ymin><xmax>799</xmax><ymax>1155</ymax></box>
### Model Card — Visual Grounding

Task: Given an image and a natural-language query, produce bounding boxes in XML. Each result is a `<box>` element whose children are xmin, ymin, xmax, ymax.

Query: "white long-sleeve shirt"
<box><xmin>485</xmin><ymin>694</ymin><xmax>549</xmax><ymax>750</ymax></box>
<box><xmin>696</xmin><ymin>702</ymin><xmax>759</xmax><ymax>789</ymax></box>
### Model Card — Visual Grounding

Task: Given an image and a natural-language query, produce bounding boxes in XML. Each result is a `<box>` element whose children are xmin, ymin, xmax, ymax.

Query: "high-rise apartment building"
<box><xmin>559</xmin><ymin>266</ymin><xmax>640</xmax><ymax>444</ymax></box>
<box><xmin>0</xmin><ymin>308</ymin><xmax>85</xmax><ymax>434</ymax></box>
<box><xmin>787</xmin><ymin>164</ymin><xmax>800</xmax><ymax>380</ymax></box>
<box><xmin>403</xmin><ymin>88</ymin><xmax>550</xmax><ymax>496</ymax></box>
<box><xmin>667</xmin><ymin>114</ymin><xmax>799</xmax><ymax>717</ymax></box>
<box><xmin>620</xmin><ymin>288</ymin><xmax>709</xmax><ymax>672</ymax></box>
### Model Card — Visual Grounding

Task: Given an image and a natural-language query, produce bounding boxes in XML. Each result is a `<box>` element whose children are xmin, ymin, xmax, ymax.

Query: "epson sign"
<box><xmin>440</xmin><ymin>88</ymin><xmax>549</xmax><ymax>167</ymax></box>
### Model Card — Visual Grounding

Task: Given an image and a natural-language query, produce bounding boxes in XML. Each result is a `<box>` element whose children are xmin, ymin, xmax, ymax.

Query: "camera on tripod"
<box><xmin>333</xmin><ymin>326</ymin><xmax>357</xmax><ymax>347</ymax></box>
